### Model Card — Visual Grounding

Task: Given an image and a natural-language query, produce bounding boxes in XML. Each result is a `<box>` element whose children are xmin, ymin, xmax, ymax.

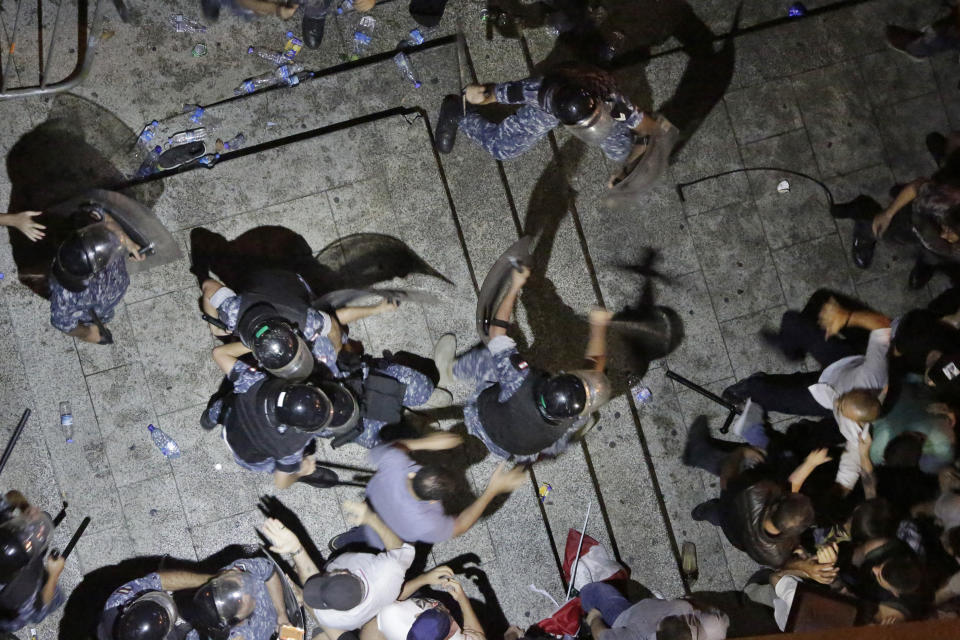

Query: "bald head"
<box><xmin>837</xmin><ymin>389</ymin><xmax>881</xmax><ymax>423</ymax></box>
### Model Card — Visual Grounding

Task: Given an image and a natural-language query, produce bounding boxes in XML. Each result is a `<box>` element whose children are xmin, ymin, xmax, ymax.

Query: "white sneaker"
<box><xmin>433</xmin><ymin>333</ymin><xmax>457</xmax><ymax>389</ymax></box>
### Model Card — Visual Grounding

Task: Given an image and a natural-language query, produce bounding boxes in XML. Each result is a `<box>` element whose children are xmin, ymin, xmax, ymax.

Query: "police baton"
<box><xmin>0</xmin><ymin>409</ymin><xmax>31</xmax><ymax>476</ymax></box>
<box><xmin>664</xmin><ymin>369</ymin><xmax>740</xmax><ymax>434</ymax></box>
<box><xmin>51</xmin><ymin>516</ymin><xmax>90</xmax><ymax>561</ymax></box>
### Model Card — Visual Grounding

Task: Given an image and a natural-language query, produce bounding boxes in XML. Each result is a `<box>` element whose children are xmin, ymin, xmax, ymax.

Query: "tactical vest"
<box><xmin>223</xmin><ymin>378</ymin><xmax>315</xmax><ymax>465</ymax></box>
<box><xmin>235</xmin><ymin>269</ymin><xmax>313</xmax><ymax>337</ymax></box>
<box><xmin>0</xmin><ymin>554</ymin><xmax>43</xmax><ymax>616</ymax></box>
<box><xmin>476</xmin><ymin>368</ymin><xmax>574</xmax><ymax>455</ymax></box>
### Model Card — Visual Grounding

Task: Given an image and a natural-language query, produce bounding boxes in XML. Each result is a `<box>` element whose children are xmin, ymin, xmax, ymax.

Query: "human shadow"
<box><xmin>6</xmin><ymin>93</ymin><xmax>164</xmax><ymax>297</ymax></box>
<box><xmin>59</xmin><ymin>544</ymin><xmax>252</xmax><ymax>640</ymax></box>
<box><xmin>420</xmin><ymin>553</ymin><xmax>511</xmax><ymax>638</ymax></box>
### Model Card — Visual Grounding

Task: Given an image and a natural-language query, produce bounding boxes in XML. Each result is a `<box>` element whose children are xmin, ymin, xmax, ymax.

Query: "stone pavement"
<box><xmin>0</xmin><ymin>0</ymin><xmax>956</xmax><ymax>636</ymax></box>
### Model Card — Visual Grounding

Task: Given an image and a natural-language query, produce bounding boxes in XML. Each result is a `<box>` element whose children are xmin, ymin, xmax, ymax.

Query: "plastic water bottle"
<box><xmin>182</xmin><ymin>104</ymin><xmax>205</xmax><ymax>124</ymax></box>
<box><xmin>167</xmin><ymin>128</ymin><xmax>207</xmax><ymax>147</ymax></box>
<box><xmin>216</xmin><ymin>133</ymin><xmax>245</xmax><ymax>152</ymax></box>
<box><xmin>59</xmin><ymin>402</ymin><xmax>74</xmax><ymax>444</ymax></box>
<box><xmin>147</xmin><ymin>424</ymin><xmax>181</xmax><ymax>458</ymax></box>
<box><xmin>197</xmin><ymin>153</ymin><xmax>221</xmax><ymax>168</ymax></box>
<box><xmin>351</xmin><ymin>16</ymin><xmax>376</xmax><ymax>60</ymax></box>
<box><xmin>393</xmin><ymin>49</ymin><xmax>421</xmax><ymax>88</ymax></box>
<box><xmin>788</xmin><ymin>2</ymin><xmax>806</xmax><ymax>17</ymax></box>
<box><xmin>233</xmin><ymin>63</ymin><xmax>303</xmax><ymax>95</ymax></box>
<box><xmin>168</xmin><ymin>13</ymin><xmax>207</xmax><ymax>33</ymax></box>
<box><xmin>134</xmin><ymin>146</ymin><xmax>162</xmax><ymax>178</ymax></box>
<box><xmin>628</xmin><ymin>374</ymin><xmax>652</xmax><ymax>406</ymax></box>
<box><xmin>407</xmin><ymin>28</ymin><xmax>425</xmax><ymax>45</ymax></box>
<box><xmin>248</xmin><ymin>46</ymin><xmax>289</xmax><ymax>65</ymax></box>
<box><xmin>136</xmin><ymin>120</ymin><xmax>159</xmax><ymax>147</ymax></box>
<box><xmin>336</xmin><ymin>0</ymin><xmax>354</xmax><ymax>14</ymax></box>
<box><xmin>283</xmin><ymin>31</ymin><xmax>303</xmax><ymax>59</ymax></box>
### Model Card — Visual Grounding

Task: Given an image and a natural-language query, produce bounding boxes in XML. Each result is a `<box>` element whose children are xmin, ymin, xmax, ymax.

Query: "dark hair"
<box><xmin>850</xmin><ymin>498</ymin><xmax>897</xmax><ymax>542</ymax></box>
<box><xmin>411</xmin><ymin>466</ymin><xmax>456</xmax><ymax>502</ymax></box>
<box><xmin>656</xmin><ymin>616</ymin><xmax>692</xmax><ymax>640</ymax></box>
<box><xmin>883</xmin><ymin>432</ymin><xmax>925</xmax><ymax>469</ymax></box>
<box><xmin>769</xmin><ymin>493</ymin><xmax>815</xmax><ymax>535</ymax></box>
<box><xmin>943</xmin><ymin>205</ymin><xmax>960</xmax><ymax>234</ymax></box>
<box><xmin>945</xmin><ymin>527</ymin><xmax>960</xmax><ymax>557</ymax></box>
<box><xmin>881</xmin><ymin>555</ymin><xmax>923</xmax><ymax>596</ymax></box>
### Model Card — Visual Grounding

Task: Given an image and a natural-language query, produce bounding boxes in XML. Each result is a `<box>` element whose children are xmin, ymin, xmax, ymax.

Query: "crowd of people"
<box><xmin>0</xmin><ymin>0</ymin><xmax>959</xmax><ymax>639</ymax></box>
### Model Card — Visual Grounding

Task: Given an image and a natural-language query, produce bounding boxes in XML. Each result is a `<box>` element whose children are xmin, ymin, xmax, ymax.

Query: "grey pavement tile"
<box><xmin>75</xmin><ymin>525</ymin><xmax>137</xmax><ymax>574</ymax></box>
<box><xmin>119</xmin><ymin>471</ymin><xmax>197</xmax><ymax>561</ymax></box>
<box><xmin>157</xmin><ymin>404</ymin><xmax>264</xmax><ymax>527</ymax></box>
<box><xmin>772</xmin><ymin>233</ymin><xmax>857</xmax><ymax>309</ymax></box>
<box><xmin>190</xmin><ymin>510</ymin><xmax>265</xmax><ymax>563</ymax></box>
<box><xmin>720</xmin><ymin>305</ymin><xmax>810</xmax><ymax>381</ymax></box>
<box><xmin>793</xmin><ymin>60</ymin><xmax>885</xmax><ymax>178</ymax></box>
<box><xmin>128</xmin><ymin>288</ymin><xmax>222</xmax><ymax>415</ymax></box>
<box><xmin>123</xmin><ymin>231</ymin><xmax>197</xmax><ymax>305</ymax></box>
<box><xmin>75</xmin><ymin>305</ymin><xmax>139</xmax><ymax>377</ymax></box>
<box><xmin>745</xmin><ymin>15</ymin><xmax>846</xmax><ymax>80</ymax></box>
<box><xmin>931</xmin><ymin>55</ymin><xmax>960</xmax><ymax>130</ymax></box>
<box><xmin>875</xmin><ymin>92</ymin><xmax>948</xmax><ymax>183</ymax></box>
<box><xmin>724</xmin><ymin>79</ymin><xmax>802</xmax><ymax>146</ymax></box>
<box><xmin>85</xmin><ymin>363</ymin><xmax>165</xmax><ymax>488</ymax></box>
<box><xmin>689</xmin><ymin>201</ymin><xmax>784</xmax><ymax>322</ymax></box>
<box><xmin>859</xmin><ymin>50</ymin><xmax>938</xmax><ymax>107</ymax></box>
<box><xmin>741</xmin><ymin>129</ymin><xmax>836</xmax><ymax>250</ymax></box>
<box><xmin>855</xmin><ymin>272</ymin><xmax>933</xmax><ymax>317</ymax></box>
<box><xmin>658</xmin><ymin>270</ymin><xmax>734</xmax><ymax>386</ymax></box>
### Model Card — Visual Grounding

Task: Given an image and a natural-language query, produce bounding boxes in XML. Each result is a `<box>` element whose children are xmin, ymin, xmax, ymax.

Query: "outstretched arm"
<box><xmin>396</xmin><ymin>432</ymin><xmax>464</xmax><ymax>452</ymax></box>
<box><xmin>789</xmin><ymin>448</ymin><xmax>833</xmax><ymax>493</ymax></box>
<box><xmin>157</xmin><ymin>568</ymin><xmax>216</xmax><ymax>590</ymax></box>
<box><xmin>873</xmin><ymin>179</ymin><xmax>924</xmax><ymax>238</ymax></box>
<box><xmin>584</xmin><ymin>308</ymin><xmax>613</xmax><ymax>372</ymax></box>
<box><xmin>489</xmin><ymin>267</ymin><xmax>529</xmax><ymax>339</ymax></box>
<box><xmin>343</xmin><ymin>501</ymin><xmax>403</xmax><ymax>551</ymax></box>
<box><xmin>399</xmin><ymin>565</ymin><xmax>454</xmax><ymax>600</ymax></box>
<box><xmin>335</xmin><ymin>300</ymin><xmax>399</xmax><ymax>326</ymax></box>
<box><xmin>0</xmin><ymin>211</ymin><xmax>45</xmax><ymax>241</ymax></box>
<box><xmin>212</xmin><ymin>341</ymin><xmax>253</xmax><ymax>375</ymax></box>
<box><xmin>818</xmin><ymin>297</ymin><xmax>891</xmax><ymax>338</ymax></box>
<box><xmin>260</xmin><ymin>518</ymin><xmax>321</xmax><ymax>585</ymax></box>
<box><xmin>453</xmin><ymin>463</ymin><xmax>527</xmax><ymax>537</ymax></box>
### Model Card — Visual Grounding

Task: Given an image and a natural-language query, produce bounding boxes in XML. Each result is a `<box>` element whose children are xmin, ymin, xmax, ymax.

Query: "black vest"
<box><xmin>476</xmin><ymin>368</ymin><xmax>573</xmax><ymax>455</ymax></box>
<box><xmin>0</xmin><ymin>554</ymin><xmax>44</xmax><ymax>616</ymax></box>
<box><xmin>235</xmin><ymin>270</ymin><xmax>312</xmax><ymax>338</ymax></box>
<box><xmin>223</xmin><ymin>378</ymin><xmax>315</xmax><ymax>465</ymax></box>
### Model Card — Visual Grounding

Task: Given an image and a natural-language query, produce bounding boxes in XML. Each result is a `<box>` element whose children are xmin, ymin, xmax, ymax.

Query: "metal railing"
<box><xmin>0</xmin><ymin>0</ymin><xmax>105</xmax><ymax>99</ymax></box>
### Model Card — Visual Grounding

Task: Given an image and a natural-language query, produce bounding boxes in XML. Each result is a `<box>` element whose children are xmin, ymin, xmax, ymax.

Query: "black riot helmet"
<box><xmin>237</xmin><ymin>304</ymin><xmax>314</xmax><ymax>381</ymax></box>
<box><xmin>0</xmin><ymin>507</ymin><xmax>53</xmax><ymax>582</ymax></box>
<box><xmin>51</xmin><ymin>222</ymin><xmax>125</xmax><ymax>292</ymax></box>
<box><xmin>115</xmin><ymin>591</ymin><xmax>178</xmax><ymax>640</ymax></box>
<box><xmin>535</xmin><ymin>373</ymin><xmax>588</xmax><ymax>421</ymax></box>
<box><xmin>317</xmin><ymin>381</ymin><xmax>361</xmax><ymax>436</ymax></box>
<box><xmin>259</xmin><ymin>378</ymin><xmax>334</xmax><ymax>433</ymax></box>
<box><xmin>192</xmin><ymin>571</ymin><xmax>257</xmax><ymax>632</ymax></box>
<box><xmin>551</xmin><ymin>85</ymin><xmax>600</xmax><ymax>125</ymax></box>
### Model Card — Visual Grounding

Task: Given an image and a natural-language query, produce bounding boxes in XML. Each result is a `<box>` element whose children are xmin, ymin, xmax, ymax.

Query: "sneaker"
<box><xmin>885</xmin><ymin>25</ymin><xmax>925</xmax><ymax>60</ymax></box>
<box><xmin>851</xmin><ymin>234</ymin><xmax>876</xmax><ymax>269</ymax></box>
<box><xmin>433</xmin><ymin>333</ymin><xmax>457</xmax><ymax>389</ymax></box>
<box><xmin>434</xmin><ymin>95</ymin><xmax>463</xmax><ymax>154</ymax></box>
<box><xmin>418</xmin><ymin>388</ymin><xmax>453</xmax><ymax>409</ymax></box>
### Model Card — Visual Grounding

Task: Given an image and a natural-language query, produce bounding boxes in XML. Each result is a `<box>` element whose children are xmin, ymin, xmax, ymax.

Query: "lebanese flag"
<box><xmin>535</xmin><ymin>530</ymin><xmax>629</xmax><ymax>637</ymax></box>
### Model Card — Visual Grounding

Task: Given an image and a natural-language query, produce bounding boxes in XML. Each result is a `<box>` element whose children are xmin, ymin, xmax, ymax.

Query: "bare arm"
<box><xmin>273</xmin><ymin>456</ymin><xmax>317</xmax><ymax>489</ymax></box>
<box><xmin>585</xmin><ymin>308</ymin><xmax>613</xmax><ymax>372</ymax></box>
<box><xmin>443</xmin><ymin>580</ymin><xmax>486</xmax><ymax>640</ymax></box>
<box><xmin>0</xmin><ymin>211</ymin><xmax>45</xmax><ymax>241</ymax></box>
<box><xmin>259</xmin><ymin>519</ymin><xmax>321</xmax><ymax>585</ymax></box>
<box><xmin>158</xmin><ymin>568</ymin><xmax>216</xmax><ymax>590</ymax></box>
<box><xmin>101</xmin><ymin>213</ymin><xmax>143</xmax><ymax>260</ymax></box>
<box><xmin>453</xmin><ymin>463</ymin><xmax>527</xmax><ymax>537</ymax></box>
<box><xmin>874</xmin><ymin>179</ymin><xmax>924</xmax><ymax>237</ymax></box>
<box><xmin>789</xmin><ymin>448</ymin><xmax>833</xmax><ymax>493</ymax></box>
<box><xmin>399</xmin><ymin>566</ymin><xmax>453</xmax><ymax>600</ymax></box>
<box><xmin>489</xmin><ymin>267</ymin><xmax>529</xmax><ymax>339</ymax></box>
<box><xmin>335</xmin><ymin>300</ymin><xmax>398</xmax><ymax>326</ymax></box>
<box><xmin>212</xmin><ymin>341</ymin><xmax>253</xmax><ymax>375</ymax></box>
<box><xmin>586</xmin><ymin>610</ymin><xmax>609</xmax><ymax>640</ymax></box>
<box><xmin>396</xmin><ymin>432</ymin><xmax>463</xmax><ymax>452</ymax></box>
<box><xmin>265</xmin><ymin>571</ymin><xmax>291</xmax><ymax>626</ymax></box>
<box><xmin>343</xmin><ymin>501</ymin><xmax>403</xmax><ymax>551</ymax></box>
<box><xmin>464</xmin><ymin>83</ymin><xmax>498</xmax><ymax>106</ymax></box>
<box><xmin>818</xmin><ymin>297</ymin><xmax>891</xmax><ymax>338</ymax></box>
<box><xmin>40</xmin><ymin>557</ymin><xmax>65</xmax><ymax>606</ymax></box>
<box><xmin>858</xmin><ymin>429</ymin><xmax>877</xmax><ymax>500</ymax></box>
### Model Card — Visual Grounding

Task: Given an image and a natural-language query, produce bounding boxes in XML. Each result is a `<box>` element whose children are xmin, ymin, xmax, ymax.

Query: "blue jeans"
<box><xmin>579</xmin><ymin>582</ymin><xmax>632</xmax><ymax>626</ymax></box>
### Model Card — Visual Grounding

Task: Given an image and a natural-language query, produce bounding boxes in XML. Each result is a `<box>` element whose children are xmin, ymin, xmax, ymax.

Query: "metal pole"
<box><xmin>0</xmin><ymin>409</ymin><xmax>31</xmax><ymax>475</ymax></box>
<box><xmin>565</xmin><ymin>502</ymin><xmax>592</xmax><ymax>601</ymax></box>
<box><xmin>54</xmin><ymin>516</ymin><xmax>90</xmax><ymax>560</ymax></box>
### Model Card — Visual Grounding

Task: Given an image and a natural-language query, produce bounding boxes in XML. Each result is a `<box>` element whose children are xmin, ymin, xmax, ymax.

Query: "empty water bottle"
<box><xmin>351</xmin><ymin>16</ymin><xmax>376</xmax><ymax>60</ymax></box>
<box><xmin>407</xmin><ymin>28</ymin><xmax>425</xmax><ymax>45</ymax></box>
<box><xmin>234</xmin><ymin>63</ymin><xmax>303</xmax><ymax>95</ymax></box>
<box><xmin>393</xmin><ymin>49</ymin><xmax>421</xmax><ymax>88</ymax></box>
<box><xmin>59</xmin><ymin>402</ymin><xmax>74</xmax><ymax>444</ymax></box>
<box><xmin>136</xmin><ymin>120</ymin><xmax>160</xmax><ymax>147</ymax></box>
<box><xmin>283</xmin><ymin>31</ymin><xmax>303</xmax><ymax>59</ymax></box>
<box><xmin>248</xmin><ymin>46</ymin><xmax>289</xmax><ymax>65</ymax></box>
<box><xmin>197</xmin><ymin>153</ymin><xmax>221</xmax><ymax>168</ymax></box>
<box><xmin>337</xmin><ymin>0</ymin><xmax>354</xmax><ymax>14</ymax></box>
<box><xmin>168</xmin><ymin>13</ymin><xmax>207</xmax><ymax>33</ymax></box>
<box><xmin>134</xmin><ymin>146</ymin><xmax>163</xmax><ymax>178</ymax></box>
<box><xmin>628</xmin><ymin>374</ymin><xmax>652</xmax><ymax>406</ymax></box>
<box><xmin>788</xmin><ymin>2</ymin><xmax>807</xmax><ymax>17</ymax></box>
<box><xmin>182</xmin><ymin>104</ymin><xmax>205</xmax><ymax>124</ymax></box>
<box><xmin>148</xmin><ymin>424</ymin><xmax>181</xmax><ymax>459</ymax></box>
<box><xmin>167</xmin><ymin>128</ymin><xmax>207</xmax><ymax>147</ymax></box>
<box><xmin>217</xmin><ymin>133</ymin><xmax>246</xmax><ymax>152</ymax></box>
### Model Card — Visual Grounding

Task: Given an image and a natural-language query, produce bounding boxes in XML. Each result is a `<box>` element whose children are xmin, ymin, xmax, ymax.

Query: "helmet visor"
<box><xmin>567</xmin><ymin>370</ymin><xmax>611</xmax><ymax>414</ymax></box>
<box><xmin>264</xmin><ymin>335</ymin><xmax>315</xmax><ymax>381</ymax></box>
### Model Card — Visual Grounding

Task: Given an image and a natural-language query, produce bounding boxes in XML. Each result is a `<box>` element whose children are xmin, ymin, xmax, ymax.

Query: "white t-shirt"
<box><xmin>378</xmin><ymin>598</ymin><xmax>476</xmax><ymax>640</ymax></box>
<box><xmin>312</xmin><ymin>544</ymin><xmax>416</xmax><ymax>630</ymax></box>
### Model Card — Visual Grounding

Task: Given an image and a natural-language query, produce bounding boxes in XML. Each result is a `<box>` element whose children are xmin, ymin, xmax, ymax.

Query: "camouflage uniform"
<box><xmin>49</xmin><ymin>254</ymin><xmax>129</xmax><ymax>334</ymax></box>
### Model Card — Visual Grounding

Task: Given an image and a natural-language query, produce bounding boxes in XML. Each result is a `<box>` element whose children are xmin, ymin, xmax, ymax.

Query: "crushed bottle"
<box><xmin>248</xmin><ymin>46</ymin><xmax>289</xmax><ymax>65</ymax></box>
<box><xmin>167</xmin><ymin>127</ymin><xmax>207</xmax><ymax>147</ymax></box>
<box><xmin>168</xmin><ymin>14</ymin><xmax>207</xmax><ymax>33</ymax></box>
<box><xmin>393</xmin><ymin>46</ymin><xmax>421</xmax><ymax>88</ymax></box>
<box><xmin>147</xmin><ymin>424</ymin><xmax>181</xmax><ymax>459</ymax></box>
<box><xmin>216</xmin><ymin>133</ymin><xmax>246</xmax><ymax>153</ymax></box>
<box><xmin>351</xmin><ymin>16</ymin><xmax>376</xmax><ymax>60</ymax></box>
<box><xmin>183</xmin><ymin>104</ymin><xmax>205</xmax><ymax>124</ymax></box>
<box><xmin>134</xmin><ymin>146</ymin><xmax>163</xmax><ymax>179</ymax></box>
<box><xmin>233</xmin><ymin>63</ymin><xmax>304</xmax><ymax>95</ymax></box>
<box><xmin>337</xmin><ymin>0</ymin><xmax>354</xmax><ymax>14</ymax></box>
<box><xmin>788</xmin><ymin>2</ymin><xmax>807</xmax><ymax>17</ymax></box>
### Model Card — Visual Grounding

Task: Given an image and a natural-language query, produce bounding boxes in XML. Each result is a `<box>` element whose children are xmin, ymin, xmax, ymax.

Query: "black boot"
<box><xmin>927</xmin><ymin>132</ymin><xmax>948</xmax><ymax>166</ymax></box>
<box><xmin>434</xmin><ymin>94</ymin><xmax>463</xmax><ymax>154</ymax></box>
<box><xmin>302</xmin><ymin>14</ymin><xmax>327</xmax><ymax>49</ymax></box>
<box><xmin>851</xmin><ymin>220</ymin><xmax>876</xmax><ymax>269</ymax></box>
<box><xmin>829</xmin><ymin>194</ymin><xmax>881</xmax><ymax>220</ymax></box>
<box><xmin>200</xmin><ymin>0</ymin><xmax>221</xmax><ymax>21</ymax></box>
<box><xmin>297</xmin><ymin>466</ymin><xmax>340</xmax><ymax>488</ymax></box>
<box><xmin>909</xmin><ymin>258</ymin><xmax>935</xmax><ymax>290</ymax></box>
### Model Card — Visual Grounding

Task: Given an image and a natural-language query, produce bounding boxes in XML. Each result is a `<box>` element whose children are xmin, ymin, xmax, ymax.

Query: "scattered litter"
<box><xmin>628</xmin><ymin>374</ymin><xmax>652</xmax><ymax>405</ymax></box>
<box><xmin>59</xmin><ymin>401</ymin><xmax>73</xmax><ymax>444</ymax></box>
<box><xmin>183</xmin><ymin>104</ymin><xmax>205</xmax><ymax>123</ymax></box>
<box><xmin>0</xmin><ymin>272</ymin><xmax>5</xmax><ymax>279</ymax></box>
<box><xmin>168</xmin><ymin>127</ymin><xmax>207</xmax><ymax>147</ymax></box>
<box><xmin>149</xmin><ymin>509</ymin><xmax>159</xmax><ymax>516</ymax></box>
<box><xmin>393</xmin><ymin>47</ymin><xmax>421</xmax><ymax>88</ymax></box>
<box><xmin>351</xmin><ymin>16</ymin><xmax>376</xmax><ymax>60</ymax></box>
<box><xmin>248</xmin><ymin>46</ymin><xmax>289</xmax><ymax>65</ymax></box>
<box><xmin>168</xmin><ymin>14</ymin><xmax>207</xmax><ymax>33</ymax></box>
<box><xmin>788</xmin><ymin>2</ymin><xmax>806</xmax><ymax>17</ymax></box>
<box><xmin>283</xmin><ymin>31</ymin><xmax>303</xmax><ymax>59</ymax></box>
<box><xmin>215</xmin><ymin>133</ymin><xmax>246</xmax><ymax>153</ymax></box>
<box><xmin>191</xmin><ymin>43</ymin><xmax>208</xmax><ymax>57</ymax></box>
<box><xmin>266</xmin><ymin>121</ymin><xmax>278</xmax><ymax>127</ymax></box>
<box><xmin>214</xmin><ymin>463</ymin><xmax>222</xmax><ymax>471</ymax></box>
<box><xmin>148</xmin><ymin>424</ymin><xmax>181</xmax><ymax>459</ymax></box>
<box><xmin>100</xmin><ymin>29</ymin><xmax>116</xmax><ymax>42</ymax></box>
<box><xmin>234</xmin><ymin>63</ymin><xmax>303</xmax><ymax>95</ymax></box>
<box><xmin>777</xmin><ymin>179</ymin><xmax>791</xmax><ymax>193</ymax></box>
<box><xmin>538</xmin><ymin>482</ymin><xmax>553</xmax><ymax>502</ymax></box>
<box><xmin>337</xmin><ymin>0</ymin><xmax>355</xmax><ymax>14</ymax></box>
<box><xmin>407</xmin><ymin>28</ymin><xmax>425</xmax><ymax>45</ymax></box>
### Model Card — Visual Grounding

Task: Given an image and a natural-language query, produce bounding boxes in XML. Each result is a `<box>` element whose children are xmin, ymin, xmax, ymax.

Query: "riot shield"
<box><xmin>475</xmin><ymin>236</ymin><xmax>536</xmax><ymax>343</ymax></box>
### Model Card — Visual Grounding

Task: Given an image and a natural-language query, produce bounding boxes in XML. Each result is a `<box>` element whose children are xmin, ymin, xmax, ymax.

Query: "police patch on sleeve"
<box><xmin>509</xmin><ymin>352</ymin><xmax>529</xmax><ymax>371</ymax></box>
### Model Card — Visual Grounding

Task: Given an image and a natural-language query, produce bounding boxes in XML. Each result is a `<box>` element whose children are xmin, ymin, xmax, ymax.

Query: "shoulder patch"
<box><xmin>509</xmin><ymin>352</ymin><xmax>529</xmax><ymax>371</ymax></box>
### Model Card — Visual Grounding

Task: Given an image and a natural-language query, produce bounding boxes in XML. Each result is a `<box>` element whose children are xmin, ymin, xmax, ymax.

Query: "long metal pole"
<box><xmin>565</xmin><ymin>502</ymin><xmax>592</xmax><ymax>601</ymax></box>
<box><xmin>0</xmin><ymin>409</ymin><xmax>31</xmax><ymax>475</ymax></box>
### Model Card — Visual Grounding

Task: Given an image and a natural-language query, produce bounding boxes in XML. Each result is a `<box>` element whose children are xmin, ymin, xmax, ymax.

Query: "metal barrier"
<box><xmin>0</xmin><ymin>0</ymin><xmax>105</xmax><ymax>100</ymax></box>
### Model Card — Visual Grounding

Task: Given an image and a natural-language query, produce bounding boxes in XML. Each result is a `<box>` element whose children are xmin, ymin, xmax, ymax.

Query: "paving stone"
<box><xmin>720</xmin><ymin>305</ymin><xmax>810</xmax><ymax>382</ymax></box>
<box><xmin>859</xmin><ymin>50</ymin><xmax>938</xmax><ymax>107</ymax></box>
<box><xmin>724</xmin><ymin>79</ymin><xmax>802</xmax><ymax>146</ymax></box>
<box><xmin>772</xmin><ymin>233</ymin><xmax>857</xmax><ymax>309</ymax></box>
<box><xmin>875</xmin><ymin>92</ymin><xmax>949</xmax><ymax>184</ymax></box>
<box><xmin>75</xmin><ymin>305</ymin><xmax>140</xmax><ymax>376</ymax></box>
<box><xmin>118</xmin><ymin>471</ymin><xmax>197</xmax><ymax>561</ymax></box>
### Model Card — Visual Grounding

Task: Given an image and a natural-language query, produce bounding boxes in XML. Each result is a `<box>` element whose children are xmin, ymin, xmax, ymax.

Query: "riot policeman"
<box><xmin>0</xmin><ymin>492</ymin><xmax>65</xmax><ymax>633</ymax></box>
<box><xmin>98</xmin><ymin>558</ymin><xmax>292</xmax><ymax>640</ymax></box>
<box><xmin>434</xmin><ymin>266</ymin><xmax>613</xmax><ymax>463</ymax></box>
<box><xmin>433</xmin><ymin>62</ymin><xmax>677</xmax><ymax>188</ymax></box>
<box><xmin>49</xmin><ymin>207</ymin><xmax>144</xmax><ymax>344</ymax></box>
